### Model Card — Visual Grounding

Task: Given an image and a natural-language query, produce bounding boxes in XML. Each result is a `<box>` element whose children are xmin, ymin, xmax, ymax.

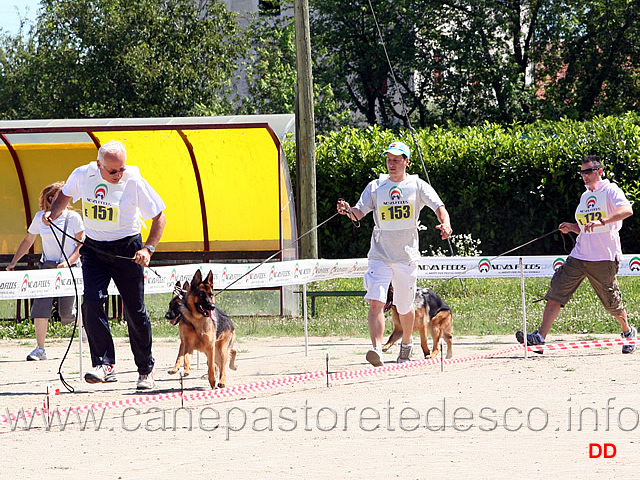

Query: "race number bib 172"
<box><xmin>576</xmin><ymin>210</ymin><xmax>604</xmax><ymax>226</ymax></box>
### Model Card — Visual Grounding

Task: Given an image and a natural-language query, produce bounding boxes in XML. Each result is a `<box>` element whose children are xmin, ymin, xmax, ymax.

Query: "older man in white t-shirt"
<box><xmin>516</xmin><ymin>155</ymin><xmax>636</xmax><ymax>354</ymax></box>
<box><xmin>46</xmin><ymin>140</ymin><xmax>166</xmax><ymax>388</ymax></box>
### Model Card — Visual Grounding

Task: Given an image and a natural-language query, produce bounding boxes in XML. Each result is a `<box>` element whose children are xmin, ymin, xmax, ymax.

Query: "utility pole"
<box><xmin>294</xmin><ymin>0</ymin><xmax>317</xmax><ymax>259</ymax></box>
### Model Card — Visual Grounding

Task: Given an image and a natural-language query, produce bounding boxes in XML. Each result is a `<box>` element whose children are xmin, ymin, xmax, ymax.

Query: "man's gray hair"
<box><xmin>582</xmin><ymin>155</ymin><xmax>603</xmax><ymax>169</ymax></box>
<box><xmin>97</xmin><ymin>140</ymin><xmax>127</xmax><ymax>162</ymax></box>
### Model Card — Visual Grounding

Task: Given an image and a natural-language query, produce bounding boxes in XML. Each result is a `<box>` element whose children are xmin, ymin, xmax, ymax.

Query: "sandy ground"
<box><xmin>1</xmin><ymin>332</ymin><xmax>638</xmax><ymax>479</ymax></box>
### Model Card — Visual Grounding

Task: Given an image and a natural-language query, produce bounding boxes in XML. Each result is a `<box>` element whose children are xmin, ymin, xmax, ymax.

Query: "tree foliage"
<box><xmin>235</xmin><ymin>8</ymin><xmax>350</xmax><ymax>134</ymax></box>
<box><xmin>310</xmin><ymin>0</ymin><xmax>544</xmax><ymax>128</ymax></box>
<box><xmin>533</xmin><ymin>0</ymin><xmax>640</xmax><ymax>120</ymax></box>
<box><xmin>287</xmin><ymin>114</ymin><xmax>640</xmax><ymax>259</ymax></box>
<box><xmin>310</xmin><ymin>0</ymin><xmax>640</xmax><ymax>128</ymax></box>
<box><xmin>0</xmin><ymin>0</ymin><xmax>248</xmax><ymax>119</ymax></box>
<box><xmin>310</xmin><ymin>0</ymin><xmax>417</xmax><ymax>127</ymax></box>
<box><xmin>2</xmin><ymin>0</ymin><xmax>640</xmax><ymax>130</ymax></box>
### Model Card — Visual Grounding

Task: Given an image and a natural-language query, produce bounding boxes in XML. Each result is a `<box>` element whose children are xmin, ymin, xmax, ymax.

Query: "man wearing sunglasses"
<box><xmin>46</xmin><ymin>140</ymin><xmax>166</xmax><ymax>389</ymax></box>
<box><xmin>516</xmin><ymin>155</ymin><xmax>636</xmax><ymax>353</ymax></box>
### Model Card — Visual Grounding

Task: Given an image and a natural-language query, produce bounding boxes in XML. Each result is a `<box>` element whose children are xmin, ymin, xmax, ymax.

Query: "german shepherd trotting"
<box><xmin>165</xmin><ymin>270</ymin><xmax>237</xmax><ymax>389</ymax></box>
<box><xmin>382</xmin><ymin>286</ymin><xmax>453</xmax><ymax>359</ymax></box>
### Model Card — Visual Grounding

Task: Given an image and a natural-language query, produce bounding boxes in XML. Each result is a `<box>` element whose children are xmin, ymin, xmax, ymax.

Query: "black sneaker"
<box><xmin>515</xmin><ymin>330</ymin><xmax>545</xmax><ymax>354</ymax></box>
<box><xmin>622</xmin><ymin>326</ymin><xmax>637</xmax><ymax>354</ymax></box>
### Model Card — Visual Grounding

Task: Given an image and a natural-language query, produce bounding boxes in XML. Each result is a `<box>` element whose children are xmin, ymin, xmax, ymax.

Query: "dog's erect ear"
<box><xmin>191</xmin><ymin>269</ymin><xmax>202</xmax><ymax>286</ymax></box>
<box><xmin>206</xmin><ymin>270</ymin><xmax>214</xmax><ymax>285</ymax></box>
<box><xmin>183</xmin><ymin>280</ymin><xmax>190</xmax><ymax>291</ymax></box>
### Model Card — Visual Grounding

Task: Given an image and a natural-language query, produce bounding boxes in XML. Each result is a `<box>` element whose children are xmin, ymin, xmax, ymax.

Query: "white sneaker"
<box><xmin>366</xmin><ymin>348</ymin><xmax>384</xmax><ymax>367</ymax></box>
<box><xmin>85</xmin><ymin>365</ymin><xmax>117</xmax><ymax>384</ymax></box>
<box><xmin>622</xmin><ymin>326</ymin><xmax>637</xmax><ymax>354</ymax></box>
<box><xmin>26</xmin><ymin>346</ymin><xmax>47</xmax><ymax>361</ymax></box>
<box><xmin>137</xmin><ymin>369</ymin><xmax>156</xmax><ymax>390</ymax></box>
<box><xmin>397</xmin><ymin>343</ymin><xmax>413</xmax><ymax>363</ymax></box>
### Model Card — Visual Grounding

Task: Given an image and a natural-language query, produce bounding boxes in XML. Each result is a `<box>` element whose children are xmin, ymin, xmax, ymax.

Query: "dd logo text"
<box><xmin>589</xmin><ymin>443</ymin><xmax>616</xmax><ymax>458</ymax></box>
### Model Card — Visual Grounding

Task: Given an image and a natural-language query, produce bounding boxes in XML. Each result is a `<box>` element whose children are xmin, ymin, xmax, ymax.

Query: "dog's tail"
<box><xmin>228</xmin><ymin>330</ymin><xmax>238</xmax><ymax>371</ymax></box>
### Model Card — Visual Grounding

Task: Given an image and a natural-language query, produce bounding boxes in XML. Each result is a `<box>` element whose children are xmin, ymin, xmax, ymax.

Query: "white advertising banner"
<box><xmin>2</xmin><ymin>255</ymin><xmax>640</xmax><ymax>300</ymax></box>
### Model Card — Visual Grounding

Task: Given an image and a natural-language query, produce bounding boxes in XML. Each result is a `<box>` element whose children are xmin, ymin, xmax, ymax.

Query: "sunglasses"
<box><xmin>101</xmin><ymin>164</ymin><xmax>126</xmax><ymax>175</ymax></box>
<box><xmin>580</xmin><ymin>167</ymin><xmax>599</xmax><ymax>174</ymax></box>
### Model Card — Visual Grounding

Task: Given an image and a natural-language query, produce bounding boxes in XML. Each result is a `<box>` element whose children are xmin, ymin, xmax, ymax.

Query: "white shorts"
<box><xmin>363</xmin><ymin>260</ymin><xmax>418</xmax><ymax>315</ymax></box>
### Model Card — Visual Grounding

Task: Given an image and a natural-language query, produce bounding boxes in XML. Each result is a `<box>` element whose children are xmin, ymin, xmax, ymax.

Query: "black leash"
<box><xmin>46</xmin><ymin>220</ymin><xmax>161</xmax><ymax>278</ymax></box>
<box><xmin>337</xmin><ymin>197</ymin><xmax>361</xmax><ymax>228</ymax></box>
<box><xmin>171</xmin><ymin>210</ymin><xmax>358</xmax><ymax>301</ymax></box>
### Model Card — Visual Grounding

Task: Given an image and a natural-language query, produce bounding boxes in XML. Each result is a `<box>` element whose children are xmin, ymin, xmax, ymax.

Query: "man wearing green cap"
<box><xmin>337</xmin><ymin>141</ymin><xmax>452</xmax><ymax>366</ymax></box>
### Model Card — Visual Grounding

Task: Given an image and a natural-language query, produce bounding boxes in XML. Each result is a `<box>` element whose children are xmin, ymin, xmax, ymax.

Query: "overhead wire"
<box><xmin>365</xmin><ymin>0</ymin><xmax>461</xmax><ymax>288</ymax></box>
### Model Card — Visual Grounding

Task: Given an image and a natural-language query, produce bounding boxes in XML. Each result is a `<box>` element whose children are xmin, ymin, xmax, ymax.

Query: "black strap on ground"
<box><xmin>49</xmin><ymin>225</ymin><xmax>80</xmax><ymax>393</ymax></box>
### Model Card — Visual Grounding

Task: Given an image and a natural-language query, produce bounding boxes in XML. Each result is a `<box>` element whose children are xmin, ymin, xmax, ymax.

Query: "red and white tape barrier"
<box><xmin>327</xmin><ymin>343</ymin><xmax>524</xmax><ymax>382</ymax></box>
<box><xmin>1</xmin><ymin>337</ymin><xmax>634</xmax><ymax>426</ymax></box>
<box><xmin>525</xmin><ymin>336</ymin><xmax>638</xmax><ymax>352</ymax></box>
<box><xmin>0</xmin><ymin>371</ymin><xmax>326</xmax><ymax>426</ymax></box>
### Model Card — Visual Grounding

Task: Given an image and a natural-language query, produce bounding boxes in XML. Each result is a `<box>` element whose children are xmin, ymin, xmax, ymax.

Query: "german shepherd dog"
<box><xmin>165</xmin><ymin>270</ymin><xmax>237</xmax><ymax>388</ymax></box>
<box><xmin>382</xmin><ymin>285</ymin><xmax>453</xmax><ymax>359</ymax></box>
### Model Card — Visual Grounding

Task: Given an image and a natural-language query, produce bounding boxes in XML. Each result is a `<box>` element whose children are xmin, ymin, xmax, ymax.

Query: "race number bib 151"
<box><xmin>82</xmin><ymin>200</ymin><xmax>120</xmax><ymax>229</ymax></box>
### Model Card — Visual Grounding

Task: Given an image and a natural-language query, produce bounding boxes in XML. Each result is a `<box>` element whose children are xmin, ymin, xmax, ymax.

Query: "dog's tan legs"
<box><xmin>429</xmin><ymin>325</ymin><xmax>441</xmax><ymax>359</ymax></box>
<box><xmin>229</xmin><ymin>348</ymin><xmax>238</xmax><ymax>371</ymax></box>
<box><xmin>182</xmin><ymin>334</ymin><xmax>195</xmax><ymax>376</ymax></box>
<box><xmin>204</xmin><ymin>348</ymin><xmax>218</xmax><ymax>389</ymax></box>
<box><xmin>168</xmin><ymin>343</ymin><xmax>186</xmax><ymax>374</ymax></box>
<box><xmin>215</xmin><ymin>340</ymin><xmax>228</xmax><ymax>388</ymax></box>
<box><xmin>382</xmin><ymin>328</ymin><xmax>403</xmax><ymax>352</ymax></box>
<box><xmin>228</xmin><ymin>331</ymin><xmax>238</xmax><ymax>371</ymax></box>
<box><xmin>443</xmin><ymin>331</ymin><xmax>453</xmax><ymax>359</ymax></box>
<box><xmin>183</xmin><ymin>351</ymin><xmax>192</xmax><ymax>376</ymax></box>
<box><xmin>429</xmin><ymin>311</ymin><xmax>453</xmax><ymax>359</ymax></box>
<box><xmin>419</xmin><ymin>329</ymin><xmax>431</xmax><ymax>358</ymax></box>
<box><xmin>414</xmin><ymin>309</ymin><xmax>430</xmax><ymax>358</ymax></box>
<box><xmin>168</xmin><ymin>355</ymin><xmax>184</xmax><ymax>374</ymax></box>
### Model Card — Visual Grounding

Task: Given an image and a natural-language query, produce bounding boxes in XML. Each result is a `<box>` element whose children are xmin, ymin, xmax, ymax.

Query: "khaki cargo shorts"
<box><xmin>545</xmin><ymin>256</ymin><xmax>624</xmax><ymax>315</ymax></box>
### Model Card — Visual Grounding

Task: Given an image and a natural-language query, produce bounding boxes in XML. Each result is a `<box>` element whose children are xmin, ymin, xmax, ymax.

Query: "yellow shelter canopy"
<box><xmin>0</xmin><ymin>115</ymin><xmax>297</xmax><ymax>261</ymax></box>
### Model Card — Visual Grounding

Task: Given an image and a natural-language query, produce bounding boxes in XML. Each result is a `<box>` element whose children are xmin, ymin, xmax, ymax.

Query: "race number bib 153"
<box><xmin>380</xmin><ymin>204</ymin><xmax>413</xmax><ymax>221</ymax></box>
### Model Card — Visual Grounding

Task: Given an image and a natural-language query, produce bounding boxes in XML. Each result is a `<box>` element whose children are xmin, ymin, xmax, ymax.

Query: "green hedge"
<box><xmin>285</xmin><ymin>114</ymin><xmax>640</xmax><ymax>258</ymax></box>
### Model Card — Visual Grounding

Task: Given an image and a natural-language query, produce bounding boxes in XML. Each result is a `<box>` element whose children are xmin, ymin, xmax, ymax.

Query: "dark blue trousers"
<box><xmin>80</xmin><ymin>234</ymin><xmax>154</xmax><ymax>374</ymax></box>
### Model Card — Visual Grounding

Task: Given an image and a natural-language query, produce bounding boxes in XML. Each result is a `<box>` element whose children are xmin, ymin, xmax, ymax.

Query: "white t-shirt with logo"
<box><xmin>572</xmin><ymin>179</ymin><xmax>630</xmax><ymax>262</ymax></box>
<box><xmin>28</xmin><ymin>210</ymin><xmax>84</xmax><ymax>263</ymax></box>
<box><xmin>355</xmin><ymin>174</ymin><xmax>444</xmax><ymax>263</ymax></box>
<box><xmin>62</xmin><ymin>162</ymin><xmax>166</xmax><ymax>241</ymax></box>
